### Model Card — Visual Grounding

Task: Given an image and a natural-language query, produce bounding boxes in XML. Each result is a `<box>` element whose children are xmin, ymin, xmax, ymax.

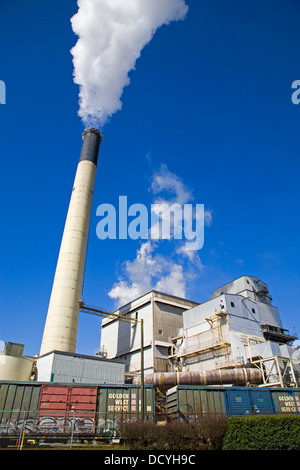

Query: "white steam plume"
<box><xmin>108</xmin><ymin>164</ymin><xmax>208</xmax><ymax>308</ymax></box>
<box><xmin>70</xmin><ymin>0</ymin><xmax>188</xmax><ymax>127</ymax></box>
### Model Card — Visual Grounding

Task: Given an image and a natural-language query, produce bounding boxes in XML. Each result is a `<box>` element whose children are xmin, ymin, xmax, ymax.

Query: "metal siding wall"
<box><xmin>193</xmin><ymin>389</ymin><xmax>201</xmax><ymax>414</ymax></box>
<box><xmin>177</xmin><ymin>389</ymin><xmax>187</xmax><ymax>419</ymax></box>
<box><xmin>50</xmin><ymin>354</ymin><xmax>124</xmax><ymax>384</ymax></box>
<box><xmin>38</xmin><ymin>385</ymin><xmax>69</xmax><ymax>417</ymax></box>
<box><xmin>249</xmin><ymin>389</ymin><xmax>274</xmax><ymax>415</ymax></box>
<box><xmin>166</xmin><ymin>389</ymin><xmax>179</xmax><ymax>420</ymax></box>
<box><xmin>69</xmin><ymin>386</ymin><xmax>98</xmax><ymax>419</ymax></box>
<box><xmin>199</xmin><ymin>389</ymin><xmax>208</xmax><ymax>415</ymax></box>
<box><xmin>171</xmin><ymin>386</ymin><xmax>227</xmax><ymax>420</ymax></box>
<box><xmin>294</xmin><ymin>390</ymin><xmax>300</xmax><ymax>413</ymax></box>
<box><xmin>37</xmin><ymin>384</ymin><xmax>99</xmax><ymax>418</ymax></box>
<box><xmin>225</xmin><ymin>389</ymin><xmax>253</xmax><ymax>416</ymax></box>
<box><xmin>0</xmin><ymin>382</ymin><xmax>41</xmax><ymax>422</ymax></box>
<box><xmin>207</xmin><ymin>390</ymin><xmax>215</xmax><ymax>413</ymax></box>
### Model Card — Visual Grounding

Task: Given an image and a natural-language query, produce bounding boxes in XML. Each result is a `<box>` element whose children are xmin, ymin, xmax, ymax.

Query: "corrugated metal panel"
<box><xmin>69</xmin><ymin>386</ymin><xmax>98</xmax><ymax>418</ymax></box>
<box><xmin>37</xmin><ymin>385</ymin><xmax>69</xmax><ymax>417</ymax></box>
<box><xmin>249</xmin><ymin>389</ymin><xmax>274</xmax><ymax>414</ymax></box>
<box><xmin>166</xmin><ymin>388</ymin><xmax>178</xmax><ymax>420</ymax></box>
<box><xmin>37</xmin><ymin>384</ymin><xmax>98</xmax><ymax>419</ymax></box>
<box><xmin>225</xmin><ymin>389</ymin><xmax>252</xmax><ymax>416</ymax></box>
<box><xmin>50</xmin><ymin>353</ymin><xmax>125</xmax><ymax>384</ymax></box>
<box><xmin>293</xmin><ymin>390</ymin><xmax>300</xmax><ymax>414</ymax></box>
<box><xmin>0</xmin><ymin>382</ymin><xmax>41</xmax><ymax>422</ymax></box>
<box><xmin>166</xmin><ymin>386</ymin><xmax>227</xmax><ymax>421</ymax></box>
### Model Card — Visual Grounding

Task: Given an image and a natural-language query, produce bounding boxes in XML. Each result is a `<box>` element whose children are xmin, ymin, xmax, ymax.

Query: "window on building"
<box><xmin>230</xmin><ymin>301</ymin><xmax>235</xmax><ymax>308</ymax></box>
<box><xmin>252</xmin><ymin>308</ymin><xmax>256</xmax><ymax>314</ymax></box>
<box><xmin>159</xmin><ymin>330</ymin><xmax>163</xmax><ymax>335</ymax></box>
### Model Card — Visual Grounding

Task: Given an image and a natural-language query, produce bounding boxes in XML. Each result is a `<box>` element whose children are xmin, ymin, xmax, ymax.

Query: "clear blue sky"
<box><xmin>1</xmin><ymin>0</ymin><xmax>300</xmax><ymax>357</ymax></box>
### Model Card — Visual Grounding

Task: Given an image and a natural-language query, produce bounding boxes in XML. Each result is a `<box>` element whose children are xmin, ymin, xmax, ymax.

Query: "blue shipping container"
<box><xmin>226</xmin><ymin>389</ymin><xmax>274</xmax><ymax>416</ymax></box>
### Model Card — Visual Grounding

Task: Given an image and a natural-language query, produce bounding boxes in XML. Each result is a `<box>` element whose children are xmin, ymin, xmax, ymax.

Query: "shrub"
<box><xmin>222</xmin><ymin>415</ymin><xmax>300</xmax><ymax>450</ymax></box>
<box><xmin>121</xmin><ymin>416</ymin><xmax>227</xmax><ymax>450</ymax></box>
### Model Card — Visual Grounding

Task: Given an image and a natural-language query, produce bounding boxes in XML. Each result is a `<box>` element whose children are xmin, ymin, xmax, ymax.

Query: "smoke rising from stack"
<box><xmin>70</xmin><ymin>0</ymin><xmax>188</xmax><ymax>127</ymax></box>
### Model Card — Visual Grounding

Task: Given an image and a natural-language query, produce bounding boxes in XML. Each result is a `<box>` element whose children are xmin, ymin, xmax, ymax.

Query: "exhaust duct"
<box><xmin>131</xmin><ymin>368</ymin><xmax>263</xmax><ymax>388</ymax></box>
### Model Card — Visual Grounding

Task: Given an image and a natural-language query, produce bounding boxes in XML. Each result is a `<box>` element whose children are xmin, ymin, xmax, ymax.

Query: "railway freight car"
<box><xmin>0</xmin><ymin>381</ymin><xmax>155</xmax><ymax>446</ymax></box>
<box><xmin>166</xmin><ymin>385</ymin><xmax>300</xmax><ymax>421</ymax></box>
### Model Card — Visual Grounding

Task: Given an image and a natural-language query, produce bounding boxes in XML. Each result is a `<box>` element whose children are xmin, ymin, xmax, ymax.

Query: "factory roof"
<box><xmin>38</xmin><ymin>349</ymin><xmax>124</xmax><ymax>364</ymax></box>
<box><xmin>113</xmin><ymin>289</ymin><xmax>199</xmax><ymax>314</ymax></box>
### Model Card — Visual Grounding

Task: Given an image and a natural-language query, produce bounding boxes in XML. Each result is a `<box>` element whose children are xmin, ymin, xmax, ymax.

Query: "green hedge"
<box><xmin>222</xmin><ymin>415</ymin><xmax>300</xmax><ymax>450</ymax></box>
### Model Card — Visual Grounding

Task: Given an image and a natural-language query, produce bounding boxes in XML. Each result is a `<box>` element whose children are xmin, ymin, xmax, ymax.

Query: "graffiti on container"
<box><xmin>97</xmin><ymin>418</ymin><xmax>121</xmax><ymax>438</ymax></box>
<box><xmin>0</xmin><ymin>416</ymin><xmax>96</xmax><ymax>435</ymax></box>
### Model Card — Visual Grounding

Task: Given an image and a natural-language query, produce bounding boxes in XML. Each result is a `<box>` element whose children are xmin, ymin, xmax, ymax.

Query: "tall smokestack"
<box><xmin>40</xmin><ymin>128</ymin><xmax>103</xmax><ymax>356</ymax></box>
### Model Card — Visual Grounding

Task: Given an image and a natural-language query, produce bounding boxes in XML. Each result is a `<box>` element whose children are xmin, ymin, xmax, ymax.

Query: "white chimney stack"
<box><xmin>40</xmin><ymin>128</ymin><xmax>103</xmax><ymax>356</ymax></box>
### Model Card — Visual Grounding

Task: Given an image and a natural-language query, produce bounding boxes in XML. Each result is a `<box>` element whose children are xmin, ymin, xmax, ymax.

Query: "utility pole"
<box><xmin>140</xmin><ymin>318</ymin><xmax>144</xmax><ymax>421</ymax></box>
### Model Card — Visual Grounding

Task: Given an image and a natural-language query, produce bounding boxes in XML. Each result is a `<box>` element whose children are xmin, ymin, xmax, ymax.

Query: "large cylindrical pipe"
<box><xmin>40</xmin><ymin>128</ymin><xmax>103</xmax><ymax>356</ymax></box>
<box><xmin>132</xmin><ymin>368</ymin><xmax>263</xmax><ymax>387</ymax></box>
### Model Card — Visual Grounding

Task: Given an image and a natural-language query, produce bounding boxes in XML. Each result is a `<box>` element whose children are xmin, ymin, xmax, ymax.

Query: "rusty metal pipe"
<box><xmin>132</xmin><ymin>368</ymin><xmax>263</xmax><ymax>387</ymax></box>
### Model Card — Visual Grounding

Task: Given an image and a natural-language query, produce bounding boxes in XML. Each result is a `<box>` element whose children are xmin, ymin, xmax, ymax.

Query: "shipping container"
<box><xmin>96</xmin><ymin>385</ymin><xmax>155</xmax><ymax>437</ymax></box>
<box><xmin>167</xmin><ymin>385</ymin><xmax>227</xmax><ymax>421</ymax></box>
<box><xmin>98</xmin><ymin>385</ymin><xmax>155</xmax><ymax>420</ymax></box>
<box><xmin>166</xmin><ymin>385</ymin><xmax>300</xmax><ymax>420</ymax></box>
<box><xmin>2</xmin><ymin>380</ymin><xmax>300</xmax><ymax>445</ymax></box>
<box><xmin>0</xmin><ymin>381</ymin><xmax>156</xmax><ymax>441</ymax></box>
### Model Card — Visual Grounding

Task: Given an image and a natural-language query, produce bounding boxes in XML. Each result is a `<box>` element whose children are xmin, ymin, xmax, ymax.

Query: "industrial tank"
<box><xmin>0</xmin><ymin>355</ymin><xmax>34</xmax><ymax>381</ymax></box>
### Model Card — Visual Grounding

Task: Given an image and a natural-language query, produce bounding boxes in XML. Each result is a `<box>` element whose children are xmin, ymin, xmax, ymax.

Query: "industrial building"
<box><xmin>101</xmin><ymin>275</ymin><xmax>299</xmax><ymax>388</ymax></box>
<box><xmin>99</xmin><ymin>290</ymin><xmax>198</xmax><ymax>375</ymax></box>
<box><xmin>1</xmin><ymin>127</ymin><xmax>299</xmax><ymax>428</ymax></box>
<box><xmin>36</xmin><ymin>351</ymin><xmax>125</xmax><ymax>385</ymax></box>
<box><xmin>170</xmin><ymin>275</ymin><xmax>298</xmax><ymax>387</ymax></box>
<box><xmin>1</xmin><ymin>127</ymin><xmax>300</xmax><ymax>449</ymax></box>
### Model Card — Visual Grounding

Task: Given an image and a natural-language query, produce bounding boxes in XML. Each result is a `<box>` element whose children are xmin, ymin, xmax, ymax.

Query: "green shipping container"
<box><xmin>167</xmin><ymin>385</ymin><xmax>227</xmax><ymax>421</ymax></box>
<box><xmin>97</xmin><ymin>384</ymin><xmax>155</xmax><ymax>421</ymax></box>
<box><xmin>270</xmin><ymin>389</ymin><xmax>300</xmax><ymax>414</ymax></box>
<box><xmin>96</xmin><ymin>385</ymin><xmax>155</xmax><ymax>438</ymax></box>
<box><xmin>0</xmin><ymin>381</ymin><xmax>41</xmax><ymax>423</ymax></box>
